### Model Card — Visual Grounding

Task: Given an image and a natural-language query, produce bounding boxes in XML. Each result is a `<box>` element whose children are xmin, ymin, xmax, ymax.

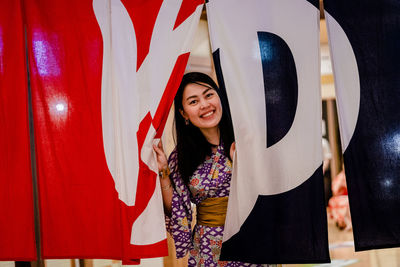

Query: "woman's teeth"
<box><xmin>202</xmin><ymin>111</ymin><xmax>214</xmax><ymax>118</ymax></box>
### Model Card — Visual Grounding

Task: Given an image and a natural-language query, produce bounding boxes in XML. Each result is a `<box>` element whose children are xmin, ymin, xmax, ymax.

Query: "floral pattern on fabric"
<box><xmin>165</xmin><ymin>149</ymin><xmax>193</xmax><ymax>257</ymax></box>
<box><xmin>166</xmin><ymin>145</ymin><xmax>269</xmax><ymax>267</ymax></box>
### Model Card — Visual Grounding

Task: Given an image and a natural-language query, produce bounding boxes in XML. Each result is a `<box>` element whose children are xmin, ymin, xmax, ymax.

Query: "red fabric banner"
<box><xmin>0</xmin><ymin>0</ymin><xmax>37</xmax><ymax>261</ymax></box>
<box><xmin>23</xmin><ymin>0</ymin><xmax>202</xmax><ymax>262</ymax></box>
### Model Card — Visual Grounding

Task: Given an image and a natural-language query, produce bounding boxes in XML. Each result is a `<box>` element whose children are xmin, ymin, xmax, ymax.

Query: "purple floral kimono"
<box><xmin>165</xmin><ymin>145</ymin><xmax>268</xmax><ymax>267</ymax></box>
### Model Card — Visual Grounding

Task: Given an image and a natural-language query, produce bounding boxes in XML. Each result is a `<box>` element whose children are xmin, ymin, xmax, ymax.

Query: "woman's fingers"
<box><xmin>158</xmin><ymin>139</ymin><xmax>163</xmax><ymax>149</ymax></box>
<box><xmin>153</xmin><ymin>140</ymin><xmax>168</xmax><ymax>170</ymax></box>
<box><xmin>153</xmin><ymin>140</ymin><xmax>164</xmax><ymax>155</ymax></box>
<box><xmin>153</xmin><ymin>139</ymin><xmax>164</xmax><ymax>152</ymax></box>
<box><xmin>153</xmin><ymin>143</ymin><xmax>161</xmax><ymax>154</ymax></box>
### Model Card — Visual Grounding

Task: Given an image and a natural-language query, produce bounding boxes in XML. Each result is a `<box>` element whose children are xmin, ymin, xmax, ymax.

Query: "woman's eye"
<box><xmin>189</xmin><ymin>100</ymin><xmax>197</xmax><ymax>105</ymax></box>
<box><xmin>206</xmin><ymin>93</ymin><xmax>214</xmax><ymax>98</ymax></box>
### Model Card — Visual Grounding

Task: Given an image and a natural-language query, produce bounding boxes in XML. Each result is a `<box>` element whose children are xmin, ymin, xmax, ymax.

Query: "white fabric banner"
<box><xmin>207</xmin><ymin>0</ymin><xmax>329</xmax><ymax>263</ymax></box>
<box><xmin>94</xmin><ymin>0</ymin><xmax>202</xmax><ymax>246</ymax></box>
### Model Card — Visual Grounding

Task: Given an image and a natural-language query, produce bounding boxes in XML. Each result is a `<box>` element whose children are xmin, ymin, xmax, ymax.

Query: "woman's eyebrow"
<box><xmin>185</xmin><ymin>94</ymin><xmax>199</xmax><ymax>101</ymax></box>
<box><xmin>193</xmin><ymin>81</ymin><xmax>214</xmax><ymax>92</ymax></box>
<box><xmin>202</xmin><ymin>87</ymin><xmax>213</xmax><ymax>95</ymax></box>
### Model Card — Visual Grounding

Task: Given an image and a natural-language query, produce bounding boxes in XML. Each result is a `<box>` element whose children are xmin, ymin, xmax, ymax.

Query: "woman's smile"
<box><xmin>200</xmin><ymin>110</ymin><xmax>215</xmax><ymax>118</ymax></box>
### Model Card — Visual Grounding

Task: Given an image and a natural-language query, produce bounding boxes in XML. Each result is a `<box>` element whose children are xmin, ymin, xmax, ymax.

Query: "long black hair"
<box><xmin>174</xmin><ymin>72</ymin><xmax>235</xmax><ymax>185</ymax></box>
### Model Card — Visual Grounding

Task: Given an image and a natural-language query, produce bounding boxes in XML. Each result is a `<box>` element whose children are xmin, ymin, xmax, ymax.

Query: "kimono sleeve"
<box><xmin>165</xmin><ymin>150</ymin><xmax>193</xmax><ymax>258</ymax></box>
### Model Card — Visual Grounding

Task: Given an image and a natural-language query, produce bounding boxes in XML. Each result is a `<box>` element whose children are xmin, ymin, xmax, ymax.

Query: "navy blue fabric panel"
<box><xmin>212</xmin><ymin>49</ymin><xmax>233</xmax><ymax>122</ymax></box>
<box><xmin>258</xmin><ymin>32</ymin><xmax>298</xmax><ymax>147</ymax></box>
<box><xmin>305</xmin><ymin>0</ymin><xmax>319</xmax><ymax>10</ymax></box>
<box><xmin>324</xmin><ymin>0</ymin><xmax>400</xmax><ymax>250</ymax></box>
<box><xmin>220</xmin><ymin>166</ymin><xmax>330</xmax><ymax>264</ymax></box>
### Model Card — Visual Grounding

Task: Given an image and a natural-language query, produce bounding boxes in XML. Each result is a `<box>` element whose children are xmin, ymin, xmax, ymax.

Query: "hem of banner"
<box><xmin>37</xmin><ymin>253</ymin><xmax>168</xmax><ymax>263</ymax></box>
<box><xmin>354</xmin><ymin>242</ymin><xmax>400</xmax><ymax>252</ymax></box>
<box><xmin>0</xmin><ymin>257</ymin><xmax>37</xmax><ymax>261</ymax></box>
<box><xmin>121</xmin><ymin>259</ymin><xmax>141</xmax><ymax>265</ymax></box>
<box><xmin>217</xmin><ymin>258</ymin><xmax>331</xmax><ymax>265</ymax></box>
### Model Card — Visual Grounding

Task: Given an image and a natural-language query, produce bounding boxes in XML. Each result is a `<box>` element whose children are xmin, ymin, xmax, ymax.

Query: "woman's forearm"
<box><xmin>153</xmin><ymin>140</ymin><xmax>173</xmax><ymax>215</ymax></box>
<box><xmin>159</xmin><ymin>171</ymin><xmax>173</xmax><ymax>216</ymax></box>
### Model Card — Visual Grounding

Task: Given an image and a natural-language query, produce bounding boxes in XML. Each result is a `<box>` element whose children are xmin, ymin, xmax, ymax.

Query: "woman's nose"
<box><xmin>200</xmin><ymin>100</ymin><xmax>210</xmax><ymax>109</ymax></box>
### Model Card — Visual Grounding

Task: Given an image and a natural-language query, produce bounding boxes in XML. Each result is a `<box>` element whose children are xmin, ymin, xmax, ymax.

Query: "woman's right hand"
<box><xmin>153</xmin><ymin>139</ymin><xmax>168</xmax><ymax>172</ymax></box>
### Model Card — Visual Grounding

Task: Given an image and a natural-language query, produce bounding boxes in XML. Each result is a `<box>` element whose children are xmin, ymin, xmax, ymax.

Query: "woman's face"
<box><xmin>180</xmin><ymin>82</ymin><xmax>222</xmax><ymax>132</ymax></box>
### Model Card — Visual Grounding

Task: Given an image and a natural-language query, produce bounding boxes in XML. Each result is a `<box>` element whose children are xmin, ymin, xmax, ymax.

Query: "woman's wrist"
<box><xmin>158</xmin><ymin>166</ymin><xmax>170</xmax><ymax>179</ymax></box>
<box><xmin>161</xmin><ymin>183</ymin><xmax>172</xmax><ymax>190</ymax></box>
<box><xmin>159</xmin><ymin>166</ymin><xmax>172</xmax><ymax>191</ymax></box>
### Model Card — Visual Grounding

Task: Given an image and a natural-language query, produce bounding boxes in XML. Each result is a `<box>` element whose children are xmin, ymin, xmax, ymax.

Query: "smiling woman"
<box><xmin>153</xmin><ymin>72</ymin><xmax>268</xmax><ymax>266</ymax></box>
<box><xmin>169</xmin><ymin>72</ymin><xmax>234</xmax><ymax>186</ymax></box>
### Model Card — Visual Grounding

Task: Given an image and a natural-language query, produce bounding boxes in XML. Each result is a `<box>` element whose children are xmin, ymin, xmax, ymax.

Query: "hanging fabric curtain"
<box><xmin>324</xmin><ymin>0</ymin><xmax>400</xmax><ymax>251</ymax></box>
<box><xmin>206</xmin><ymin>0</ymin><xmax>330</xmax><ymax>264</ymax></box>
<box><xmin>23</xmin><ymin>0</ymin><xmax>202</xmax><ymax>262</ymax></box>
<box><xmin>0</xmin><ymin>0</ymin><xmax>37</xmax><ymax>261</ymax></box>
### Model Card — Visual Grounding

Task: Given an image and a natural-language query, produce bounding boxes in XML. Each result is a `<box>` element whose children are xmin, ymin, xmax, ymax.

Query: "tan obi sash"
<box><xmin>196</xmin><ymin>196</ymin><xmax>228</xmax><ymax>227</ymax></box>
